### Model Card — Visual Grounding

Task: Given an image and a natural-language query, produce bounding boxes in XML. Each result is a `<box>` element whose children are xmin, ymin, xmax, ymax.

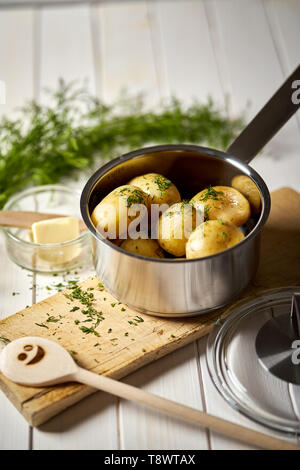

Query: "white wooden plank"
<box><xmin>0</xmin><ymin>9</ymin><xmax>34</xmax><ymax>118</ymax></box>
<box><xmin>0</xmin><ymin>7</ymin><xmax>35</xmax><ymax>450</ymax></box>
<box><xmin>153</xmin><ymin>0</ymin><xmax>224</xmax><ymax>105</ymax></box>
<box><xmin>32</xmin><ymin>391</ymin><xmax>118</xmax><ymax>450</ymax></box>
<box><xmin>208</xmin><ymin>0</ymin><xmax>300</xmax><ymax>193</ymax></box>
<box><xmin>0</xmin><ymin>391</ymin><xmax>30</xmax><ymax>450</ymax></box>
<box><xmin>264</xmin><ymin>0</ymin><xmax>300</xmax><ymax>135</ymax></box>
<box><xmin>209</xmin><ymin>0</ymin><xmax>284</xmax><ymax>117</ymax></box>
<box><xmin>37</xmin><ymin>3</ymin><xmax>105</xmax><ymax>185</ymax></box>
<box><xmin>120</xmin><ymin>343</ymin><xmax>208</xmax><ymax>450</ymax></box>
<box><xmin>0</xmin><ymin>234</ymin><xmax>33</xmax><ymax>449</ymax></box>
<box><xmin>95</xmin><ymin>1</ymin><xmax>160</xmax><ymax>106</ymax></box>
<box><xmin>264</xmin><ymin>0</ymin><xmax>300</xmax><ymax>74</ymax></box>
<box><xmin>38</xmin><ymin>4</ymin><xmax>96</xmax><ymax>99</ymax></box>
<box><xmin>0</xmin><ymin>245</ymin><xmax>34</xmax><ymax>318</ymax></box>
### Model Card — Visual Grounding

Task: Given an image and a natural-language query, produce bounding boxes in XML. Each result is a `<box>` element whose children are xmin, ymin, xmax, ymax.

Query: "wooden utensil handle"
<box><xmin>0</xmin><ymin>210</ymin><xmax>87</xmax><ymax>232</ymax></box>
<box><xmin>75</xmin><ymin>367</ymin><xmax>298</xmax><ymax>450</ymax></box>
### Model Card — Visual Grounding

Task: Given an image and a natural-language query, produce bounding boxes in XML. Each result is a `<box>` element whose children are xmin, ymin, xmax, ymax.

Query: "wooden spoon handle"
<box><xmin>74</xmin><ymin>367</ymin><xmax>298</xmax><ymax>450</ymax></box>
<box><xmin>0</xmin><ymin>210</ymin><xmax>87</xmax><ymax>232</ymax></box>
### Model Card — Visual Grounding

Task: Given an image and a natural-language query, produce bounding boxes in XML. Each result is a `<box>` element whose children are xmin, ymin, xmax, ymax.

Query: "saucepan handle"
<box><xmin>227</xmin><ymin>64</ymin><xmax>300</xmax><ymax>164</ymax></box>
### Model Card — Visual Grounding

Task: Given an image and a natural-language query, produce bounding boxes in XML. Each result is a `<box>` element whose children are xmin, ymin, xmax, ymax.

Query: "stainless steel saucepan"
<box><xmin>81</xmin><ymin>65</ymin><xmax>300</xmax><ymax>317</ymax></box>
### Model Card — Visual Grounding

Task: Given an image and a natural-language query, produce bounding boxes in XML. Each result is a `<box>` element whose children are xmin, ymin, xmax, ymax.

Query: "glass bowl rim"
<box><xmin>2</xmin><ymin>184</ymin><xmax>89</xmax><ymax>248</ymax></box>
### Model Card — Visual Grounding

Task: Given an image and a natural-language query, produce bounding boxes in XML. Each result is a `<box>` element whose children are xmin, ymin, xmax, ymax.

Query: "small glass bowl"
<box><xmin>2</xmin><ymin>185</ymin><xmax>92</xmax><ymax>273</ymax></box>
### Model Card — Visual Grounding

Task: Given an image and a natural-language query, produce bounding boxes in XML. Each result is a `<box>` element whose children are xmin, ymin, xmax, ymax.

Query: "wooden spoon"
<box><xmin>0</xmin><ymin>336</ymin><xmax>298</xmax><ymax>450</ymax></box>
<box><xmin>0</xmin><ymin>210</ymin><xmax>87</xmax><ymax>232</ymax></box>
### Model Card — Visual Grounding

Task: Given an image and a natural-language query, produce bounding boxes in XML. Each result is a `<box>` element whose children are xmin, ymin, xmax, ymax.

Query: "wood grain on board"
<box><xmin>0</xmin><ymin>187</ymin><xmax>300</xmax><ymax>427</ymax></box>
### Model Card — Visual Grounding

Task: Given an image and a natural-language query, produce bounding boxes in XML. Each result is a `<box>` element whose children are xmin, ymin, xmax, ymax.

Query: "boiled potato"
<box><xmin>128</xmin><ymin>173</ymin><xmax>181</xmax><ymax>206</ymax></box>
<box><xmin>158</xmin><ymin>202</ymin><xmax>198</xmax><ymax>257</ymax></box>
<box><xmin>190</xmin><ymin>186</ymin><xmax>250</xmax><ymax>226</ymax></box>
<box><xmin>231</xmin><ymin>175</ymin><xmax>261</xmax><ymax>214</ymax></box>
<box><xmin>186</xmin><ymin>220</ymin><xmax>244</xmax><ymax>259</ymax></box>
<box><xmin>91</xmin><ymin>185</ymin><xmax>150</xmax><ymax>239</ymax></box>
<box><xmin>120</xmin><ymin>238</ymin><xmax>165</xmax><ymax>259</ymax></box>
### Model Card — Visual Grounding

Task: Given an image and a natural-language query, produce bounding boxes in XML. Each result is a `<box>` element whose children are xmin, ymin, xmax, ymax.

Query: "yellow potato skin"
<box><xmin>231</xmin><ymin>175</ymin><xmax>261</xmax><ymax>214</ymax></box>
<box><xmin>128</xmin><ymin>173</ymin><xmax>181</xmax><ymax>206</ymax></box>
<box><xmin>190</xmin><ymin>185</ymin><xmax>250</xmax><ymax>226</ymax></box>
<box><xmin>91</xmin><ymin>185</ymin><xmax>150</xmax><ymax>239</ymax></box>
<box><xmin>186</xmin><ymin>220</ymin><xmax>244</xmax><ymax>259</ymax></box>
<box><xmin>120</xmin><ymin>238</ymin><xmax>165</xmax><ymax>259</ymax></box>
<box><xmin>158</xmin><ymin>202</ymin><xmax>198</xmax><ymax>257</ymax></box>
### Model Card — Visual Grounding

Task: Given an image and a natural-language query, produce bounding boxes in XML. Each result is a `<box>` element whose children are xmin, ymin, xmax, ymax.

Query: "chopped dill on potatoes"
<box><xmin>126</xmin><ymin>189</ymin><xmax>145</xmax><ymax>207</ymax></box>
<box><xmin>154</xmin><ymin>175</ymin><xmax>172</xmax><ymax>195</ymax></box>
<box><xmin>198</xmin><ymin>186</ymin><xmax>223</xmax><ymax>202</ymax></box>
<box><xmin>204</xmin><ymin>206</ymin><xmax>210</xmax><ymax>219</ymax></box>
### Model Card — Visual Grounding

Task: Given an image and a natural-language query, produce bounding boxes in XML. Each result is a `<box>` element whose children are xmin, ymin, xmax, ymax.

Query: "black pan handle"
<box><xmin>227</xmin><ymin>64</ymin><xmax>300</xmax><ymax>164</ymax></box>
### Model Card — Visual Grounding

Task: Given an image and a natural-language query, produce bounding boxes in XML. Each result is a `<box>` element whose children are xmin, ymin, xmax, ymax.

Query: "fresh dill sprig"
<box><xmin>0</xmin><ymin>79</ymin><xmax>243</xmax><ymax>208</ymax></box>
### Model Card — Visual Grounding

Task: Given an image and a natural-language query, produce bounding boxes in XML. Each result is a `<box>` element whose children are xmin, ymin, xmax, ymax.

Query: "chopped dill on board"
<box><xmin>46</xmin><ymin>315</ymin><xmax>61</xmax><ymax>323</ymax></box>
<box><xmin>0</xmin><ymin>336</ymin><xmax>10</xmax><ymax>344</ymax></box>
<box><xmin>35</xmin><ymin>323</ymin><xmax>49</xmax><ymax>329</ymax></box>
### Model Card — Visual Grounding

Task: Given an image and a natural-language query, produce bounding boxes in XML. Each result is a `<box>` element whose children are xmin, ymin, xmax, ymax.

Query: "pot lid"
<box><xmin>207</xmin><ymin>287</ymin><xmax>300</xmax><ymax>434</ymax></box>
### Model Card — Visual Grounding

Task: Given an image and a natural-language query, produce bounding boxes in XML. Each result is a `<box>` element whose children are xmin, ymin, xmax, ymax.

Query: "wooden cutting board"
<box><xmin>0</xmin><ymin>187</ymin><xmax>300</xmax><ymax>427</ymax></box>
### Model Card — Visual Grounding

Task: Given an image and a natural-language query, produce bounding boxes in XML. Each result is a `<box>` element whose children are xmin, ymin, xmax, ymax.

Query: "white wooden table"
<box><xmin>0</xmin><ymin>0</ymin><xmax>300</xmax><ymax>450</ymax></box>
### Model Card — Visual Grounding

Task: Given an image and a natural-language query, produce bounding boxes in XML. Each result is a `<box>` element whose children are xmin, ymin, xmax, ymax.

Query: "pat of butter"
<box><xmin>32</xmin><ymin>217</ymin><xmax>79</xmax><ymax>244</ymax></box>
<box><xmin>32</xmin><ymin>217</ymin><xmax>80</xmax><ymax>264</ymax></box>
